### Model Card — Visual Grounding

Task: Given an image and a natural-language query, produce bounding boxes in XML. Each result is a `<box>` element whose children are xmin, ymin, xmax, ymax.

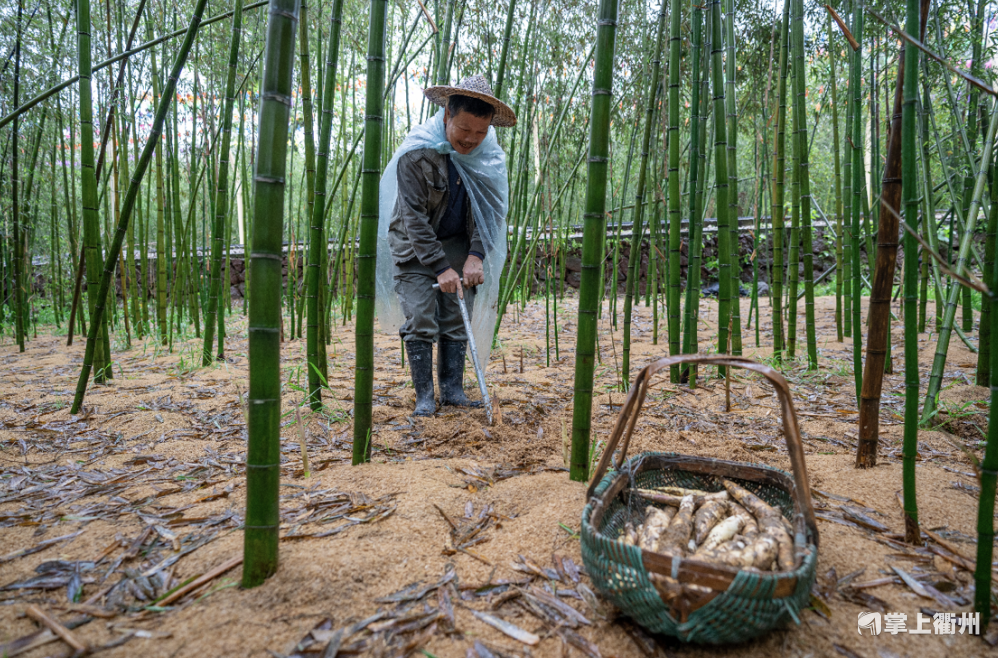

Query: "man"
<box><xmin>387</xmin><ymin>75</ymin><xmax>516</xmax><ymax>416</ymax></box>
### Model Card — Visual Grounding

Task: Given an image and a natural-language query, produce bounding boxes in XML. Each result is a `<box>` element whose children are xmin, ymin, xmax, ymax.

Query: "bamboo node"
<box><xmin>268</xmin><ymin>6</ymin><xmax>299</xmax><ymax>20</ymax></box>
<box><xmin>261</xmin><ymin>91</ymin><xmax>293</xmax><ymax>106</ymax></box>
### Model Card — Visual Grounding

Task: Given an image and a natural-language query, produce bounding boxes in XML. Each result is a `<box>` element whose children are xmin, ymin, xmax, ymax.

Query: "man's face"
<box><xmin>444</xmin><ymin>107</ymin><xmax>491</xmax><ymax>155</ymax></box>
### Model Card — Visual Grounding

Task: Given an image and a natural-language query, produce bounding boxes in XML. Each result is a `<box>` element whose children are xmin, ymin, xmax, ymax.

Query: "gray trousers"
<box><xmin>394</xmin><ymin>236</ymin><xmax>476</xmax><ymax>343</ymax></box>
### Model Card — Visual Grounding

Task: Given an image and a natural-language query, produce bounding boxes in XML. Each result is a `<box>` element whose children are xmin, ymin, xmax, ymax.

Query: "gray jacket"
<box><xmin>388</xmin><ymin>148</ymin><xmax>484</xmax><ymax>273</ymax></box>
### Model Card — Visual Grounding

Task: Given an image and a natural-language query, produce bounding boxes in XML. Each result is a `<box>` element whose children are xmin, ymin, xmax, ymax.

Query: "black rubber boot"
<box><xmin>438</xmin><ymin>340</ymin><xmax>483</xmax><ymax>407</ymax></box>
<box><xmin>405</xmin><ymin>340</ymin><xmax>436</xmax><ymax>416</ymax></box>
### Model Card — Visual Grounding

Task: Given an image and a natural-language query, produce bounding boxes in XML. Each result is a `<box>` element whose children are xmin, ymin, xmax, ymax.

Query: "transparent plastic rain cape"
<box><xmin>376</xmin><ymin>109</ymin><xmax>508</xmax><ymax>359</ymax></box>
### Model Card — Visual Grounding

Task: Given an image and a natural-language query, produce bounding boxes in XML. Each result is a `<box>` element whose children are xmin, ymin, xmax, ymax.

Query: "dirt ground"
<box><xmin>0</xmin><ymin>294</ymin><xmax>995</xmax><ymax>658</ymax></box>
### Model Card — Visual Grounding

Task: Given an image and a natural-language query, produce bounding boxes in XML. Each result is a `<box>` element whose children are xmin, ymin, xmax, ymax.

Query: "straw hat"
<box><xmin>423</xmin><ymin>75</ymin><xmax>517</xmax><ymax>127</ymax></box>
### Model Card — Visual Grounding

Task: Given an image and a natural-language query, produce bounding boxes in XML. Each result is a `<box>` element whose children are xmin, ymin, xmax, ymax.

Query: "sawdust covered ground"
<box><xmin>0</xmin><ymin>294</ymin><xmax>994</xmax><ymax>658</ymax></box>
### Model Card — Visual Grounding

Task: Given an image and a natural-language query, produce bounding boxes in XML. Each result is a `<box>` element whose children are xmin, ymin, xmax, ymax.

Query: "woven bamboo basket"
<box><xmin>580</xmin><ymin>355</ymin><xmax>819</xmax><ymax>644</ymax></box>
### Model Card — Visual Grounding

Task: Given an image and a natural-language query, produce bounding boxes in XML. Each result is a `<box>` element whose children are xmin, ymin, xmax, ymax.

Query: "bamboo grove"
<box><xmin>1</xmin><ymin>0</ymin><xmax>997</xmax><ymax>626</ymax></box>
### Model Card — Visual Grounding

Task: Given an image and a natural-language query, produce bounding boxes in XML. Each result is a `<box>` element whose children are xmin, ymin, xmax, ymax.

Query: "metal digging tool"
<box><xmin>433</xmin><ymin>280</ymin><xmax>493</xmax><ymax>425</ymax></box>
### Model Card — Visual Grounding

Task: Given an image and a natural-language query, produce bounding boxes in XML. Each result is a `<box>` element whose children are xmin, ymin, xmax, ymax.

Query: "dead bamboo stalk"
<box><xmin>824</xmin><ymin>5</ymin><xmax>859</xmax><ymax>50</ymax></box>
<box><xmin>25</xmin><ymin>605</ymin><xmax>87</xmax><ymax>654</ymax></box>
<box><xmin>156</xmin><ymin>556</ymin><xmax>242</xmax><ymax>606</ymax></box>
<box><xmin>856</xmin><ymin>49</ymin><xmax>906</xmax><ymax>468</ymax></box>
<box><xmin>295</xmin><ymin>405</ymin><xmax>311</xmax><ymax>477</ymax></box>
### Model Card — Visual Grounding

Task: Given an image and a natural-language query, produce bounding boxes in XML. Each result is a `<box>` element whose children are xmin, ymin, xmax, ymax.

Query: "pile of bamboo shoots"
<box><xmin>620</xmin><ymin>479</ymin><xmax>795</xmax><ymax>573</ymax></box>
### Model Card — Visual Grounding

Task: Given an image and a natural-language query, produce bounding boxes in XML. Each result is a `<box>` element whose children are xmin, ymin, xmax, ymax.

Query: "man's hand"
<box><xmin>437</xmin><ymin>267</ymin><xmax>463</xmax><ymax>296</ymax></box>
<box><xmin>464</xmin><ymin>255</ymin><xmax>484</xmax><ymax>287</ymax></box>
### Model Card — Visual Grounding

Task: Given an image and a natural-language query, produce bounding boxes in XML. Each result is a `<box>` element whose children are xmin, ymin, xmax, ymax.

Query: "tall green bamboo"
<box><xmin>842</xmin><ymin>40</ymin><xmax>853</xmax><ymax>341</ymax></box>
<box><xmin>659</xmin><ymin>0</ymin><xmax>681</xmax><ymax>382</ymax></box>
<box><xmin>70</xmin><ymin>0</ymin><xmax>210</xmax><ymax>414</ymax></box>
<box><xmin>829</xmin><ymin>16</ymin><xmax>844</xmax><ymax>343</ymax></box>
<box><xmin>623</xmin><ymin>4</ymin><xmax>667</xmax><ymax>384</ymax></box>
<box><xmin>494</xmin><ymin>0</ymin><xmax>517</xmax><ymax>99</ymax></box>
<box><xmin>791</xmin><ymin>0</ymin><xmax>816</xmax><ymax>369</ymax></box>
<box><xmin>12</xmin><ymin>0</ymin><xmax>25</xmax><ymax>352</ymax></box>
<box><xmin>436</xmin><ymin>0</ymin><xmax>455</xmax><ymax>85</ymax></box>
<box><xmin>978</xmin><ymin>0</ymin><xmax>995</xmax><ymax>382</ymax></box>
<box><xmin>750</xmin><ymin>134</ymin><xmax>764</xmax><ymax>348</ymax></box>
<box><xmin>611</xmin><ymin>122</ymin><xmax>639</xmax><ymax>330</ymax></box>
<box><xmin>79</xmin><ymin>0</ymin><xmax>112</xmax><ymax>378</ymax></box>
<box><xmin>962</xmin><ymin>0</ymin><xmax>986</xmax><ymax>335</ymax></box>
<box><xmin>900</xmin><ymin>0</ymin><xmax>923</xmax><ymax>544</ymax></box>
<box><xmin>243</xmin><ymin>0</ymin><xmax>300</xmax><ymax>587</ymax></box>
<box><xmin>307</xmin><ymin>0</ymin><xmax>346</xmax><ymax>410</ymax></box>
<box><xmin>119</xmin><ymin>93</ymin><xmax>138</xmax><ymax>343</ymax></box>
<box><xmin>923</xmin><ymin>103</ymin><xmax>998</xmax><ymax>422</ymax></box>
<box><xmin>981</xmin><ymin>155</ymin><xmax>998</xmax><ymax>386</ymax></box>
<box><xmin>770</xmin><ymin>3</ymin><xmax>790</xmax><ymax>362</ymax></box>
<box><xmin>151</xmin><ymin>36</ymin><xmax>168</xmax><ymax>346</ymax></box>
<box><xmin>570</xmin><ymin>0</ymin><xmax>619</xmax><ymax>481</ymax></box>
<box><xmin>174</xmin><ymin>109</ymin><xmax>200</xmax><ymax>338</ymax></box>
<box><xmin>710</xmin><ymin>0</ymin><xmax>730</xmax><ymax>367</ymax></box>
<box><xmin>681</xmin><ymin>0</ymin><xmax>704</xmax><ymax>375</ymax></box>
<box><xmin>300</xmin><ymin>21</ymin><xmax>317</xmax><ymax>340</ymax></box>
<box><xmin>788</xmin><ymin>93</ymin><xmax>800</xmax><ymax>358</ymax></box>
<box><xmin>352</xmin><ymin>0</ymin><xmax>389</xmax><ymax>464</ymax></box>
<box><xmin>689</xmin><ymin>43</ymin><xmax>712</xmax><ymax>378</ymax></box>
<box><xmin>54</xmin><ymin>90</ymin><xmax>81</xmax><ymax>335</ymax></box>
<box><xmin>978</xmin><ymin>166</ymin><xmax>998</xmax><ymax>623</ymax></box>
<box><xmin>917</xmin><ymin>83</ymin><xmax>943</xmax><ymax>333</ymax></box>
<box><xmin>848</xmin><ymin>0</ymin><xmax>865</xmax><ymax>402</ymax></box>
<box><xmin>724</xmin><ymin>0</ymin><xmax>741</xmax><ymax>356</ymax></box>
<box><xmin>202</xmin><ymin>0</ymin><xmax>244</xmax><ymax>365</ymax></box>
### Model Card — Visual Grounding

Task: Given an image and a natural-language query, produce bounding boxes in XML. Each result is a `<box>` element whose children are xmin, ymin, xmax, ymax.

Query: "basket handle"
<box><xmin>585</xmin><ymin>354</ymin><xmax>818</xmax><ymax>543</ymax></box>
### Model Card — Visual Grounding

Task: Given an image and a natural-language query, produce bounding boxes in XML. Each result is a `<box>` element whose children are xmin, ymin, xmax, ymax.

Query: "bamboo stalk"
<box><xmin>150</xmin><ymin>29</ymin><xmax>168</xmax><ymax>347</ymax></box>
<box><xmin>922</xmin><ymin>102</ymin><xmax>998</xmax><ymax>423</ymax></box>
<box><xmin>352</xmin><ymin>0</ymin><xmax>389</xmax><ymax>464</ymax></box>
<box><xmin>856</xmin><ymin>46</ymin><xmax>905</xmax><ymax>468</ymax></box>
<box><xmin>848</xmin><ymin>0</ymin><xmax>865</xmax><ymax>403</ymax></box>
<box><xmin>25</xmin><ymin>606</ymin><xmax>87</xmax><ymax>654</ymax></box>
<box><xmin>93</xmin><ymin>0</ymin><xmax>147</xmax><ymax>186</ymax></box>
<box><xmin>725</xmin><ymin>0</ymin><xmax>741</xmax><ymax>356</ymax></box>
<box><xmin>243</xmin><ymin>0</ymin><xmax>300</xmax><ymax>587</ymax></box>
<box><xmin>977</xmin><ymin>205</ymin><xmax>998</xmax><ymax>625</ymax></box>
<box><xmin>770</xmin><ymin>2</ymin><xmax>790</xmax><ymax>362</ymax></box>
<box><xmin>436</xmin><ymin>0</ymin><xmax>454</xmax><ymax>84</ymax></box>
<box><xmin>307</xmin><ymin>0</ymin><xmax>346</xmax><ymax>409</ymax></box>
<box><xmin>622</xmin><ymin>3</ymin><xmax>666</xmax><ymax>388</ymax></box>
<box><xmin>493</xmin><ymin>0</ymin><xmax>517</xmax><ymax>100</ymax></box>
<box><xmin>69</xmin><ymin>0</ymin><xmax>208</xmax><ymax>412</ymax></box>
<box><xmin>662</xmin><ymin>0</ymin><xmax>681</xmax><ymax>381</ymax></box>
<box><xmin>901</xmin><ymin>0</ymin><xmax>930</xmax><ymax>544</ymax></box>
<box><xmin>200</xmin><ymin>0</ymin><xmax>243</xmax><ymax>365</ymax></box>
<box><xmin>12</xmin><ymin>0</ymin><xmax>25</xmax><ymax>352</ymax></box>
<box><xmin>830</xmin><ymin>14</ymin><xmax>844</xmax><ymax>343</ymax></box>
<box><xmin>681</xmin><ymin>0</ymin><xmax>705</xmax><ymax>380</ymax></box>
<box><xmin>79</xmin><ymin>0</ymin><xmax>113</xmax><ymax>378</ymax></box>
<box><xmin>788</xmin><ymin>90</ymin><xmax>800</xmax><ymax>359</ymax></box>
<box><xmin>570</xmin><ymin>0</ymin><xmax>619</xmax><ymax>481</ymax></box>
<box><xmin>711</xmin><ymin>0</ymin><xmax>731</xmax><ymax>369</ymax></box>
<box><xmin>791</xmin><ymin>0</ymin><xmax>816</xmax><ymax>369</ymax></box>
<box><xmin>981</xmin><ymin>153</ymin><xmax>998</xmax><ymax>386</ymax></box>
<box><xmin>159</xmin><ymin>557</ymin><xmax>242</xmax><ymax>606</ymax></box>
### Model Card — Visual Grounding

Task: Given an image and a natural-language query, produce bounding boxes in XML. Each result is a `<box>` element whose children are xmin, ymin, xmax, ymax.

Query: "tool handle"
<box><xmin>431</xmin><ymin>278</ymin><xmax>464</xmax><ymax>290</ymax></box>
